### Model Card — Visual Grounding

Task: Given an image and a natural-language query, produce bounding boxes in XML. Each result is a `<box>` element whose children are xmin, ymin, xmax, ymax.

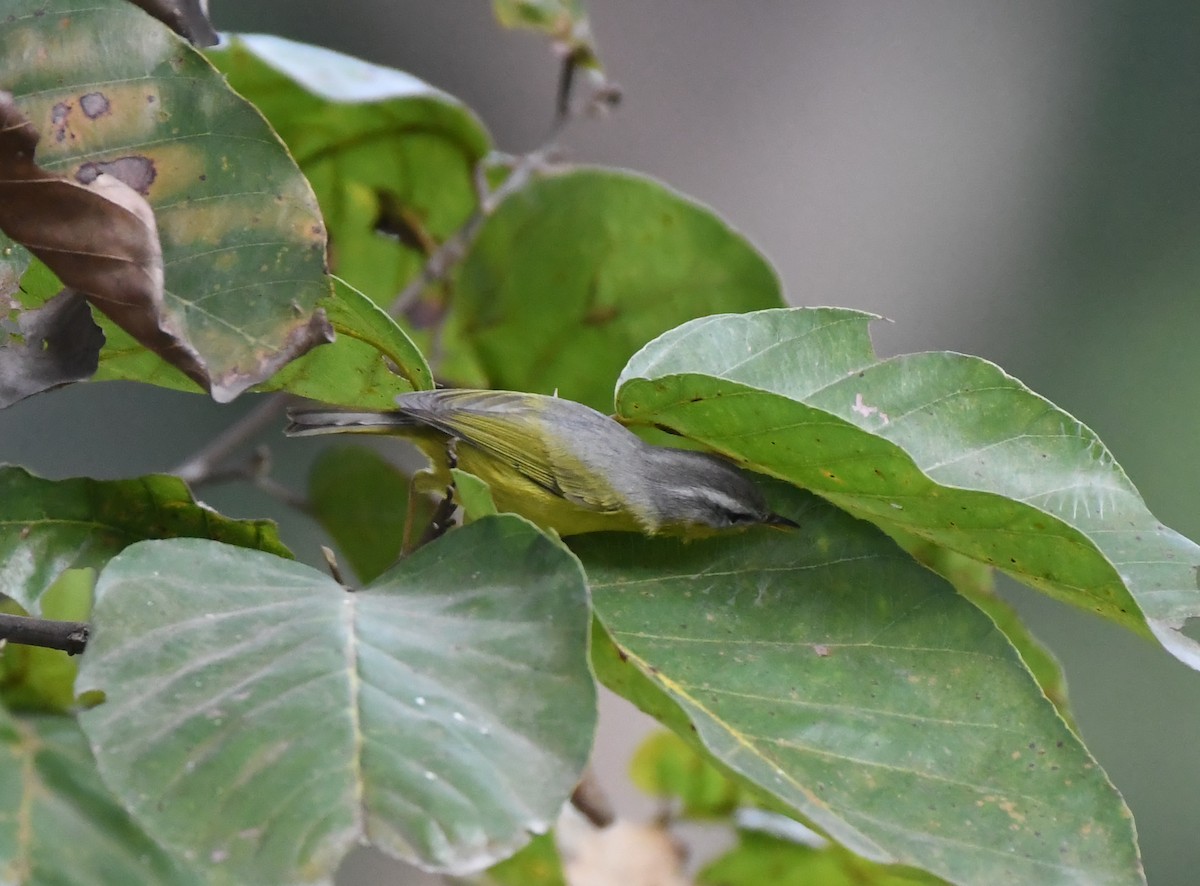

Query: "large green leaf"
<box><xmin>0</xmin><ymin>710</ymin><xmax>200</xmax><ymax>885</ymax></box>
<box><xmin>264</xmin><ymin>276</ymin><xmax>434</xmax><ymax>407</ymax></box>
<box><xmin>208</xmin><ymin>34</ymin><xmax>489</xmax><ymax>388</ymax></box>
<box><xmin>0</xmin><ymin>466</ymin><xmax>289</xmax><ymax>614</ymax></box>
<box><xmin>452</xmin><ymin>169</ymin><xmax>785</xmax><ymax>410</ymax></box>
<box><xmin>481</xmin><ymin>832</ymin><xmax>567</xmax><ymax>886</ymax></box>
<box><xmin>77</xmin><ymin>517</ymin><xmax>595</xmax><ymax>881</ymax></box>
<box><xmin>630</xmin><ymin>730</ymin><xmax>742</xmax><ymax>819</ymax></box>
<box><xmin>616</xmin><ymin>308</ymin><xmax>1200</xmax><ymax>668</ymax></box>
<box><xmin>898</xmin><ymin>536</ymin><xmax>1072</xmax><ymax>724</ymax></box>
<box><xmin>207</xmin><ymin>33</ymin><xmax>492</xmax><ymax>393</ymax></box>
<box><xmin>701</xmin><ymin>830</ymin><xmax>941</xmax><ymax>886</ymax></box>
<box><xmin>0</xmin><ymin>0</ymin><xmax>333</xmax><ymax>402</ymax></box>
<box><xmin>631</xmin><ymin>731</ymin><xmax>940</xmax><ymax>885</ymax></box>
<box><xmin>574</xmin><ymin>487</ymin><xmax>1142</xmax><ymax>886</ymax></box>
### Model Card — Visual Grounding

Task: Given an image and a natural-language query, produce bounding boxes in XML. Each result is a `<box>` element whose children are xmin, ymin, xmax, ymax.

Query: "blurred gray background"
<box><xmin>3</xmin><ymin>1</ymin><xmax>1199</xmax><ymax>882</ymax></box>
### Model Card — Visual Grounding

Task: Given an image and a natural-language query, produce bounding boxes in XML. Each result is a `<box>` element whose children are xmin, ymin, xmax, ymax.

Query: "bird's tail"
<box><xmin>284</xmin><ymin>409</ymin><xmax>419</xmax><ymax>437</ymax></box>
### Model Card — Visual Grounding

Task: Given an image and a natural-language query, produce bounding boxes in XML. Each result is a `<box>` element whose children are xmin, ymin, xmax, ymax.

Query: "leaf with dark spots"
<box><xmin>205</xmin><ymin>33</ymin><xmax>486</xmax><ymax>397</ymax></box>
<box><xmin>127</xmin><ymin>0</ymin><xmax>217</xmax><ymax>47</ymax></box>
<box><xmin>2</xmin><ymin>3</ymin><xmax>337</xmax><ymax>403</ymax></box>
<box><xmin>76</xmin><ymin>156</ymin><xmax>156</xmax><ymax>195</ymax></box>
<box><xmin>0</xmin><ymin>288</ymin><xmax>104</xmax><ymax>408</ymax></box>
<box><xmin>0</xmin><ymin>91</ymin><xmax>220</xmax><ymax>395</ymax></box>
<box><xmin>78</xmin><ymin>92</ymin><xmax>110</xmax><ymax>119</ymax></box>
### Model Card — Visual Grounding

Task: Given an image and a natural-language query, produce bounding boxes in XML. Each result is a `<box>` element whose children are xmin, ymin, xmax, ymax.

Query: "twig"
<box><xmin>389</xmin><ymin>147</ymin><xmax>559</xmax><ymax>321</ymax></box>
<box><xmin>555</xmin><ymin>50</ymin><xmax>580</xmax><ymax>125</ymax></box>
<box><xmin>321</xmin><ymin>546</ymin><xmax>348</xmax><ymax>586</ymax></box>
<box><xmin>0</xmin><ymin>613</ymin><xmax>89</xmax><ymax>655</ymax></box>
<box><xmin>188</xmin><ymin>446</ymin><xmax>312</xmax><ymax>512</ymax></box>
<box><xmin>171</xmin><ymin>397</ymin><xmax>310</xmax><ymax>514</ymax></box>
<box><xmin>172</xmin><ymin>394</ymin><xmax>294</xmax><ymax>485</ymax></box>
<box><xmin>570</xmin><ymin>767</ymin><xmax>615</xmax><ymax>828</ymax></box>
<box><xmin>390</xmin><ymin>50</ymin><xmax>599</xmax><ymax>322</ymax></box>
<box><xmin>415</xmin><ymin>487</ymin><xmax>458</xmax><ymax>550</ymax></box>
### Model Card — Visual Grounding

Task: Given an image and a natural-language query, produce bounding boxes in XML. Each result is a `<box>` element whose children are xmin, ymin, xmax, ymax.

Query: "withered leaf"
<box><xmin>0</xmin><ymin>288</ymin><xmax>104</xmax><ymax>408</ymax></box>
<box><xmin>0</xmin><ymin>91</ymin><xmax>221</xmax><ymax>397</ymax></box>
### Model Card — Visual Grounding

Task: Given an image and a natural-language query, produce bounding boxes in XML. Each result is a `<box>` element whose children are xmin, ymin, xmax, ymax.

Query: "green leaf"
<box><xmin>452</xmin><ymin>168</ymin><xmax>785</xmax><ymax>410</ymax></box>
<box><xmin>266</xmin><ymin>276</ymin><xmax>434</xmax><ymax>405</ymax></box>
<box><xmin>452</xmin><ymin>467</ymin><xmax>500</xmax><ymax>522</ymax></box>
<box><xmin>207</xmin><ymin>34</ymin><xmax>489</xmax><ymax>323</ymax></box>
<box><xmin>0</xmin><ymin>233</ymin><xmax>30</xmax><ymax>292</ymax></box>
<box><xmin>0</xmin><ymin>568</ymin><xmax>94</xmax><ymax>713</ymax></box>
<box><xmin>628</xmin><ymin>728</ymin><xmax>943</xmax><ymax>884</ymax></box>
<box><xmin>307</xmin><ymin>444</ymin><xmax>429</xmax><ymax>583</ymax></box>
<box><xmin>0</xmin><ymin>0</ymin><xmax>333</xmax><ymax>402</ymax></box>
<box><xmin>617</xmin><ymin>307</ymin><xmax>1200</xmax><ymax>668</ymax></box>
<box><xmin>481</xmin><ymin>832</ymin><xmax>567</xmax><ymax>886</ymax></box>
<box><xmin>77</xmin><ymin>517</ymin><xmax>595</xmax><ymax>881</ymax></box>
<box><xmin>700</xmin><ymin>829</ymin><xmax>942</xmax><ymax>886</ymax></box>
<box><xmin>574</xmin><ymin>486</ymin><xmax>1142</xmax><ymax>886</ymax></box>
<box><xmin>492</xmin><ymin>0</ymin><xmax>603</xmax><ymax>70</ymax></box>
<box><xmin>0</xmin><ymin>466</ymin><xmax>289</xmax><ymax>614</ymax></box>
<box><xmin>898</xmin><ymin>536</ymin><xmax>1073</xmax><ymax>723</ymax></box>
<box><xmin>0</xmin><ymin>710</ymin><xmax>201</xmax><ymax>885</ymax></box>
<box><xmin>630</xmin><ymin>730</ymin><xmax>742</xmax><ymax>818</ymax></box>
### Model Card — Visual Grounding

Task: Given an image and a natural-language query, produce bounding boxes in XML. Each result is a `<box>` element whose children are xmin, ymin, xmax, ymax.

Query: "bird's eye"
<box><xmin>722</xmin><ymin>509</ymin><xmax>759</xmax><ymax>527</ymax></box>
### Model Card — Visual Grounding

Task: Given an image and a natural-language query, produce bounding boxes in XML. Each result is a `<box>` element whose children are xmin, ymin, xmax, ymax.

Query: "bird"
<box><xmin>285</xmin><ymin>388</ymin><xmax>796</xmax><ymax>537</ymax></box>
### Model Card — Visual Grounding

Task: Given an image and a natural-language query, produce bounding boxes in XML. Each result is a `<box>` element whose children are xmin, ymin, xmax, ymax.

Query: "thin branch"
<box><xmin>390</xmin><ymin>50</ymin><xmax>599</xmax><ymax>323</ymax></box>
<box><xmin>415</xmin><ymin>489</ymin><xmax>458</xmax><ymax>550</ymax></box>
<box><xmin>321</xmin><ymin>546</ymin><xmax>348</xmax><ymax>587</ymax></box>
<box><xmin>570</xmin><ymin>767</ymin><xmax>615</xmax><ymax>828</ymax></box>
<box><xmin>171</xmin><ymin>398</ymin><xmax>310</xmax><ymax>514</ymax></box>
<box><xmin>172</xmin><ymin>393</ymin><xmax>294</xmax><ymax>485</ymax></box>
<box><xmin>0</xmin><ymin>613</ymin><xmax>89</xmax><ymax>655</ymax></box>
<box><xmin>187</xmin><ymin>445</ymin><xmax>312</xmax><ymax>512</ymax></box>
<box><xmin>388</xmin><ymin>147</ymin><xmax>559</xmax><ymax>321</ymax></box>
<box><xmin>555</xmin><ymin>49</ymin><xmax>580</xmax><ymax>127</ymax></box>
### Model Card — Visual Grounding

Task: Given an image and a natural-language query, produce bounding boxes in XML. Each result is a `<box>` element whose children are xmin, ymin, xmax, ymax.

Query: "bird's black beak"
<box><xmin>764</xmin><ymin>512</ymin><xmax>800</xmax><ymax>529</ymax></box>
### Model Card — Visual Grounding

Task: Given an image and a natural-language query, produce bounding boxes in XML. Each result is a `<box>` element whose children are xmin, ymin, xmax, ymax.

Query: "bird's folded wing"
<box><xmin>401</xmin><ymin>392</ymin><xmax>625</xmax><ymax>513</ymax></box>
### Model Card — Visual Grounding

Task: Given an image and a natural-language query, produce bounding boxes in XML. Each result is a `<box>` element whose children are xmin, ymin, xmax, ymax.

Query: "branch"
<box><xmin>191</xmin><ymin>445</ymin><xmax>312</xmax><ymax>512</ymax></box>
<box><xmin>388</xmin><ymin>147</ymin><xmax>558</xmax><ymax>321</ymax></box>
<box><xmin>0</xmin><ymin>613</ymin><xmax>89</xmax><ymax>655</ymax></box>
<box><xmin>389</xmin><ymin>49</ymin><xmax>610</xmax><ymax>321</ymax></box>
<box><xmin>570</xmin><ymin>767</ymin><xmax>615</xmax><ymax>828</ymax></box>
<box><xmin>171</xmin><ymin>393</ymin><xmax>294</xmax><ymax>485</ymax></box>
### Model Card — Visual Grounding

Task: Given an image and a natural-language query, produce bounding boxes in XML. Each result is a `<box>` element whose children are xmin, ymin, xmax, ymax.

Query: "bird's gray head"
<box><xmin>640</xmin><ymin>447</ymin><xmax>797</xmax><ymax>532</ymax></box>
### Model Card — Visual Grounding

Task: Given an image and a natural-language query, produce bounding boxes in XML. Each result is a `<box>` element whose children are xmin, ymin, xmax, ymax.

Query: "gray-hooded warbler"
<box><xmin>285</xmin><ymin>388</ymin><xmax>795</xmax><ymax>536</ymax></box>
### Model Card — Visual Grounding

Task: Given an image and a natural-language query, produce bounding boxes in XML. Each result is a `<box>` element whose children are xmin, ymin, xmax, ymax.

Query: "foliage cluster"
<box><xmin>0</xmin><ymin>2</ymin><xmax>1194</xmax><ymax>884</ymax></box>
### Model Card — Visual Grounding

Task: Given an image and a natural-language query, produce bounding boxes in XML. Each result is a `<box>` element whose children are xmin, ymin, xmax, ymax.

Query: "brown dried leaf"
<box><xmin>0</xmin><ymin>289</ymin><xmax>104</xmax><ymax>407</ymax></box>
<box><xmin>0</xmin><ymin>91</ymin><xmax>216</xmax><ymax>395</ymax></box>
<box><xmin>126</xmin><ymin>0</ymin><xmax>218</xmax><ymax>47</ymax></box>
